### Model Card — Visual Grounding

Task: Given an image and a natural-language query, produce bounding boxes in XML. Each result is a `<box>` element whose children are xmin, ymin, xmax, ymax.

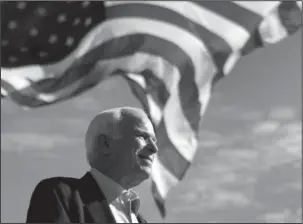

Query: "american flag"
<box><xmin>1</xmin><ymin>1</ymin><xmax>302</xmax><ymax>218</ymax></box>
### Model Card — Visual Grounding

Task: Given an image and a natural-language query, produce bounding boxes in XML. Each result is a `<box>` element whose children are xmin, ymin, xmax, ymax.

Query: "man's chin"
<box><xmin>135</xmin><ymin>159</ymin><xmax>153</xmax><ymax>180</ymax></box>
<box><xmin>129</xmin><ymin>170</ymin><xmax>150</xmax><ymax>187</ymax></box>
<box><xmin>139</xmin><ymin>166</ymin><xmax>152</xmax><ymax>179</ymax></box>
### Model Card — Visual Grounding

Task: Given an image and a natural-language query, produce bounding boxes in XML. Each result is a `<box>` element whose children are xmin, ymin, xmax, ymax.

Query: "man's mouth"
<box><xmin>138</xmin><ymin>155</ymin><xmax>153</xmax><ymax>163</ymax></box>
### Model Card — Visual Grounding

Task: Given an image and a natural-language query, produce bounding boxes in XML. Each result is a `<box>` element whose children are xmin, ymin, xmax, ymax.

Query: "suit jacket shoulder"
<box><xmin>26</xmin><ymin>173</ymin><xmax>147</xmax><ymax>223</ymax></box>
<box><xmin>26</xmin><ymin>176</ymin><xmax>81</xmax><ymax>223</ymax></box>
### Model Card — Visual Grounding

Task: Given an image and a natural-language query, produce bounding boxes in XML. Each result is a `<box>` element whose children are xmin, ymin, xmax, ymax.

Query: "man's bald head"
<box><xmin>85</xmin><ymin>107</ymin><xmax>158</xmax><ymax>188</ymax></box>
<box><xmin>85</xmin><ymin>107</ymin><xmax>150</xmax><ymax>167</ymax></box>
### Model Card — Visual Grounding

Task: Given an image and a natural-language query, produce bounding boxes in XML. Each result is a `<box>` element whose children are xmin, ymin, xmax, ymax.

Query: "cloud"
<box><xmin>171</xmin><ymin>107</ymin><xmax>301</xmax><ymax>221</ymax></box>
<box><xmin>1</xmin><ymin>132</ymin><xmax>82</xmax><ymax>152</ymax></box>
<box><xmin>207</xmin><ymin>190</ymin><xmax>251</xmax><ymax>208</ymax></box>
<box><xmin>198</xmin><ymin>131</ymin><xmax>246</xmax><ymax>149</ymax></box>
<box><xmin>258</xmin><ymin>209</ymin><xmax>302</xmax><ymax>223</ymax></box>
<box><xmin>261</xmin><ymin>210</ymin><xmax>291</xmax><ymax>223</ymax></box>
<box><xmin>209</xmin><ymin>105</ymin><xmax>264</xmax><ymax>122</ymax></box>
<box><xmin>198</xmin><ymin>110</ymin><xmax>301</xmax><ymax>173</ymax></box>
<box><xmin>198</xmin><ymin>130</ymin><xmax>225</xmax><ymax>149</ymax></box>
<box><xmin>1</xmin><ymin>100</ymin><xmax>23</xmax><ymax>115</ymax></box>
<box><xmin>276</xmin><ymin>134</ymin><xmax>302</xmax><ymax>157</ymax></box>
<box><xmin>273</xmin><ymin>182</ymin><xmax>301</xmax><ymax>193</ymax></box>
<box><xmin>26</xmin><ymin>151</ymin><xmax>69</xmax><ymax>160</ymax></box>
<box><xmin>217</xmin><ymin>148</ymin><xmax>259</xmax><ymax>162</ymax></box>
<box><xmin>199</xmin><ymin>130</ymin><xmax>223</xmax><ymax>140</ymax></box>
<box><xmin>174</xmin><ymin>154</ymin><xmax>257</xmax><ymax>213</ymax></box>
<box><xmin>54</xmin><ymin>117</ymin><xmax>90</xmax><ymax>132</ymax></box>
<box><xmin>269</xmin><ymin>107</ymin><xmax>296</xmax><ymax>120</ymax></box>
<box><xmin>72</xmin><ymin>97</ymin><xmax>102</xmax><ymax>111</ymax></box>
<box><xmin>185</xmin><ymin>189</ymin><xmax>251</xmax><ymax>211</ymax></box>
<box><xmin>283</xmin><ymin>122</ymin><xmax>302</xmax><ymax>134</ymax></box>
<box><xmin>254</xmin><ymin>121</ymin><xmax>301</xmax><ymax>169</ymax></box>
<box><xmin>239</xmin><ymin>111</ymin><xmax>264</xmax><ymax>121</ymax></box>
<box><xmin>199</xmin><ymin>140</ymin><xmax>222</xmax><ymax>148</ymax></box>
<box><xmin>174</xmin><ymin>177</ymin><xmax>252</xmax><ymax>212</ymax></box>
<box><xmin>252</xmin><ymin>120</ymin><xmax>280</xmax><ymax>135</ymax></box>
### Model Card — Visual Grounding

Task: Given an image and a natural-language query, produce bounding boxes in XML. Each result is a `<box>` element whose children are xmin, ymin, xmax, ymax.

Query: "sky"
<box><xmin>1</xmin><ymin>31</ymin><xmax>302</xmax><ymax>222</ymax></box>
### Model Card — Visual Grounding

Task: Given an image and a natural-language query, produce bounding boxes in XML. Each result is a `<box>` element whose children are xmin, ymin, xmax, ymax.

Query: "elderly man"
<box><xmin>26</xmin><ymin>107</ymin><xmax>158</xmax><ymax>223</ymax></box>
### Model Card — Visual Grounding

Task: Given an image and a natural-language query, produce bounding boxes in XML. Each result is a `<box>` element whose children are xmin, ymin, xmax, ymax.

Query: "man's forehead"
<box><xmin>132</xmin><ymin>127</ymin><xmax>157</xmax><ymax>141</ymax></box>
<box><xmin>120</xmin><ymin>110</ymin><xmax>149</xmax><ymax>125</ymax></box>
<box><xmin>119</xmin><ymin>113</ymin><xmax>154</xmax><ymax>133</ymax></box>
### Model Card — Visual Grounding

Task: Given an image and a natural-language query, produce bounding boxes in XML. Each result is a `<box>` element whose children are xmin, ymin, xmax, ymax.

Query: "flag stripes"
<box><xmin>191</xmin><ymin>1</ymin><xmax>263</xmax><ymax>31</ymax></box>
<box><xmin>1</xmin><ymin>1</ymin><xmax>301</xmax><ymax>218</ymax></box>
<box><xmin>124</xmin><ymin>73</ymin><xmax>164</xmax><ymax>126</ymax></box>
<box><xmin>107</xmin><ymin>3</ymin><xmax>233</xmax><ymax>70</ymax></box>
<box><xmin>151</xmin><ymin>181</ymin><xmax>167</xmax><ymax>217</ymax></box>
<box><xmin>151</xmin><ymin>153</ymin><xmax>180</xmax><ymax>217</ymax></box>
<box><xmin>125</xmin><ymin>70</ymin><xmax>195</xmax><ymax>217</ymax></box>
<box><xmin>125</xmin><ymin>72</ymin><xmax>194</xmax><ymax>176</ymax></box>
<box><xmin>141</xmin><ymin>70</ymin><xmax>170</xmax><ymax>110</ymax></box>
<box><xmin>102</xmin><ymin>2</ymin><xmax>301</xmax><ymax>217</ymax></box>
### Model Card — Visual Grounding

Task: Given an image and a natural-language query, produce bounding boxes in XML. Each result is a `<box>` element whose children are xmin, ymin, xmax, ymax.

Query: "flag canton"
<box><xmin>1</xmin><ymin>1</ymin><xmax>105</xmax><ymax>68</ymax></box>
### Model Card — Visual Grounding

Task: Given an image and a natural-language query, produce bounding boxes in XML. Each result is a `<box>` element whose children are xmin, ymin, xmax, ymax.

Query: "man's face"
<box><xmin>110</xmin><ymin>113</ymin><xmax>158</xmax><ymax>185</ymax></box>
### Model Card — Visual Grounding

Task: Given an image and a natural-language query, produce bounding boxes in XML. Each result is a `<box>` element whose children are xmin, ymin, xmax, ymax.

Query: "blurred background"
<box><xmin>1</xmin><ymin>31</ymin><xmax>301</xmax><ymax>222</ymax></box>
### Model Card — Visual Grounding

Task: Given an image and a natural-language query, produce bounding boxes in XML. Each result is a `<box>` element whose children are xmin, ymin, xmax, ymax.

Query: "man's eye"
<box><xmin>137</xmin><ymin>135</ymin><xmax>148</xmax><ymax>140</ymax></box>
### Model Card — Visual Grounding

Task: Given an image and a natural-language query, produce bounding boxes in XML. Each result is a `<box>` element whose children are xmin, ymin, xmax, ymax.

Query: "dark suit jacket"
<box><xmin>26</xmin><ymin>172</ymin><xmax>147</xmax><ymax>223</ymax></box>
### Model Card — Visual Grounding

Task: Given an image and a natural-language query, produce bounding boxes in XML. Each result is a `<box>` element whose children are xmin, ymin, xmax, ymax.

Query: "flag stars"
<box><xmin>36</xmin><ymin>7</ymin><xmax>47</xmax><ymax>16</ymax></box>
<box><xmin>73</xmin><ymin>18</ymin><xmax>81</xmax><ymax>26</ymax></box>
<box><xmin>17</xmin><ymin>2</ymin><xmax>27</xmax><ymax>10</ymax></box>
<box><xmin>38</xmin><ymin>52</ymin><xmax>48</xmax><ymax>58</ymax></box>
<box><xmin>8</xmin><ymin>20</ymin><xmax>17</xmax><ymax>30</ymax></box>
<box><xmin>57</xmin><ymin>14</ymin><xmax>67</xmax><ymax>23</ymax></box>
<box><xmin>84</xmin><ymin>17</ymin><xmax>92</xmax><ymax>27</ymax></box>
<box><xmin>82</xmin><ymin>1</ymin><xmax>90</xmax><ymax>8</ymax></box>
<box><xmin>65</xmin><ymin>37</ymin><xmax>74</xmax><ymax>47</ymax></box>
<box><xmin>29</xmin><ymin>27</ymin><xmax>38</xmax><ymax>36</ymax></box>
<box><xmin>8</xmin><ymin>56</ymin><xmax>18</xmax><ymax>63</ymax></box>
<box><xmin>20</xmin><ymin>47</ymin><xmax>28</xmax><ymax>52</ymax></box>
<box><xmin>48</xmin><ymin>34</ymin><xmax>58</xmax><ymax>44</ymax></box>
<box><xmin>1</xmin><ymin>40</ymin><xmax>9</xmax><ymax>47</ymax></box>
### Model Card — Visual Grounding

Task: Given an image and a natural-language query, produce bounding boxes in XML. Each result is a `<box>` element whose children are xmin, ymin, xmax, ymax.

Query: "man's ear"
<box><xmin>98</xmin><ymin>134</ymin><xmax>111</xmax><ymax>156</ymax></box>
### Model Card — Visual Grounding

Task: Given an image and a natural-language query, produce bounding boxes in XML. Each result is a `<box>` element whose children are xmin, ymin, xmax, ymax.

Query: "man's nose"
<box><xmin>147</xmin><ymin>137</ymin><xmax>158</xmax><ymax>154</ymax></box>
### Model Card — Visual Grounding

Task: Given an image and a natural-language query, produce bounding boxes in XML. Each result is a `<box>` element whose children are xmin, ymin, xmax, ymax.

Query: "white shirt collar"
<box><xmin>90</xmin><ymin>168</ymin><xmax>127</xmax><ymax>203</ymax></box>
<box><xmin>90</xmin><ymin>168</ymin><xmax>141</xmax><ymax>216</ymax></box>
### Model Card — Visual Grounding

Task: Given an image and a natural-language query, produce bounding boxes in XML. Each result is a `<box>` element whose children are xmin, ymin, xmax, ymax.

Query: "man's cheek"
<box><xmin>133</xmin><ymin>149</ymin><xmax>140</xmax><ymax>166</ymax></box>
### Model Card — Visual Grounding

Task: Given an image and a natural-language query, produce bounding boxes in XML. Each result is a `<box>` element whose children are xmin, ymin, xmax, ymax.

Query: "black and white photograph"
<box><xmin>1</xmin><ymin>1</ymin><xmax>302</xmax><ymax>223</ymax></box>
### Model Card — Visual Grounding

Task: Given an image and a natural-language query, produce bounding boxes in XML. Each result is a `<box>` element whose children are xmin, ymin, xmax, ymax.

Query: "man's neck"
<box><xmin>93</xmin><ymin>167</ymin><xmax>136</xmax><ymax>189</ymax></box>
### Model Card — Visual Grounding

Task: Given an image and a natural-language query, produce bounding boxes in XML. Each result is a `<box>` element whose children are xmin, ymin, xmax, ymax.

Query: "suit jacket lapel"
<box><xmin>79</xmin><ymin>172</ymin><xmax>148</xmax><ymax>223</ymax></box>
<box><xmin>137</xmin><ymin>213</ymin><xmax>147</xmax><ymax>223</ymax></box>
<box><xmin>79</xmin><ymin>172</ymin><xmax>115</xmax><ymax>223</ymax></box>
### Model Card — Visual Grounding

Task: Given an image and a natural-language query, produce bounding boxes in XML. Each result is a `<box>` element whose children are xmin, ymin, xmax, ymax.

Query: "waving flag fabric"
<box><xmin>1</xmin><ymin>1</ymin><xmax>107</xmax><ymax>105</ymax></box>
<box><xmin>1</xmin><ymin>1</ymin><xmax>302</xmax><ymax>218</ymax></box>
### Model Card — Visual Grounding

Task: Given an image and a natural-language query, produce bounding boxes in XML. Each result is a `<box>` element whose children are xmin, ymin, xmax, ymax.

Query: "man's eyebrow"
<box><xmin>134</xmin><ymin>129</ymin><xmax>157</xmax><ymax>142</ymax></box>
